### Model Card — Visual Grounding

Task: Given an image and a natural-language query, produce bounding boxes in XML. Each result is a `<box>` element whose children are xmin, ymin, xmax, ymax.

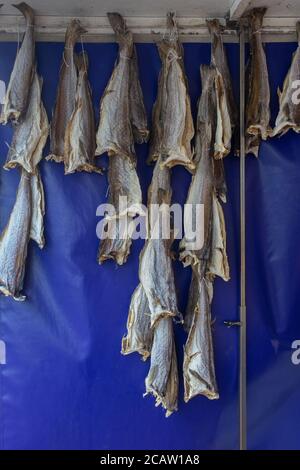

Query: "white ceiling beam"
<box><xmin>230</xmin><ymin>0</ymin><xmax>252</xmax><ymax>20</ymax></box>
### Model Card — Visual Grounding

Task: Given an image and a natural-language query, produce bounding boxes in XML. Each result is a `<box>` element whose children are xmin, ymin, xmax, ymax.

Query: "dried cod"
<box><xmin>4</xmin><ymin>71</ymin><xmax>49</xmax><ymax>174</ymax></box>
<box><xmin>273</xmin><ymin>22</ymin><xmax>300</xmax><ymax>137</ymax></box>
<box><xmin>180</xmin><ymin>65</ymin><xmax>230</xmax><ymax>402</ymax></box>
<box><xmin>1</xmin><ymin>3</ymin><xmax>35</xmax><ymax>124</ymax></box>
<box><xmin>96</xmin><ymin>13</ymin><xmax>148</xmax><ymax>265</ymax></box>
<box><xmin>47</xmin><ymin>19</ymin><xmax>86</xmax><ymax>162</ymax></box>
<box><xmin>245</xmin><ymin>8</ymin><xmax>271</xmax><ymax>156</ymax></box>
<box><xmin>64</xmin><ymin>51</ymin><xmax>102</xmax><ymax>174</ymax></box>
<box><xmin>0</xmin><ymin>168</ymin><xmax>44</xmax><ymax>301</ymax></box>
<box><xmin>148</xmin><ymin>12</ymin><xmax>195</xmax><ymax>172</ymax></box>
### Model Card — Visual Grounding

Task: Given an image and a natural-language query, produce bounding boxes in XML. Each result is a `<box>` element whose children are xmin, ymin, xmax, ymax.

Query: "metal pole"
<box><xmin>239</xmin><ymin>24</ymin><xmax>247</xmax><ymax>451</ymax></box>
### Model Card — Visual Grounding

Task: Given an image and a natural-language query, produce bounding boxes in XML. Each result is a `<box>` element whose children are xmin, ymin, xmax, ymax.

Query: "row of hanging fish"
<box><xmin>0</xmin><ymin>3</ymin><xmax>48</xmax><ymax>300</ymax></box>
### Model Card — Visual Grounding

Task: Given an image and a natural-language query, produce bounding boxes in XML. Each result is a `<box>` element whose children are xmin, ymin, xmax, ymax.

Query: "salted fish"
<box><xmin>207</xmin><ymin>19</ymin><xmax>238</xmax><ymax>130</ymax></box>
<box><xmin>96</xmin><ymin>13</ymin><xmax>146</xmax><ymax>164</ymax></box>
<box><xmin>245</xmin><ymin>8</ymin><xmax>271</xmax><ymax>155</ymax></box>
<box><xmin>273</xmin><ymin>22</ymin><xmax>300</xmax><ymax>136</ymax></box>
<box><xmin>180</xmin><ymin>65</ymin><xmax>230</xmax><ymax>401</ymax></box>
<box><xmin>148</xmin><ymin>12</ymin><xmax>195</xmax><ymax>171</ymax></box>
<box><xmin>1</xmin><ymin>3</ymin><xmax>35</xmax><ymax>124</ymax></box>
<box><xmin>4</xmin><ymin>71</ymin><xmax>49</xmax><ymax>174</ymax></box>
<box><xmin>121</xmin><ymin>283</ymin><xmax>153</xmax><ymax>360</ymax></box>
<box><xmin>48</xmin><ymin>19</ymin><xmax>86</xmax><ymax>162</ymax></box>
<box><xmin>0</xmin><ymin>168</ymin><xmax>45</xmax><ymax>301</ymax></box>
<box><xmin>64</xmin><ymin>52</ymin><xmax>102</xmax><ymax>174</ymax></box>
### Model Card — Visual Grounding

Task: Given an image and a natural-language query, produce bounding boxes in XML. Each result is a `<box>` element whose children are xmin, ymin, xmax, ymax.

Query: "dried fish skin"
<box><xmin>1</xmin><ymin>3</ymin><xmax>35</xmax><ymax>124</ymax></box>
<box><xmin>122</xmin><ymin>283</ymin><xmax>153</xmax><ymax>360</ymax></box>
<box><xmin>183</xmin><ymin>272</ymin><xmax>219</xmax><ymax>402</ymax></box>
<box><xmin>148</xmin><ymin>13</ymin><xmax>195</xmax><ymax>171</ymax></box>
<box><xmin>0</xmin><ymin>170</ymin><xmax>32</xmax><ymax>301</ymax></box>
<box><xmin>97</xmin><ymin>153</ymin><xmax>142</xmax><ymax>264</ymax></box>
<box><xmin>48</xmin><ymin>19</ymin><xmax>86</xmax><ymax>163</ymax></box>
<box><xmin>4</xmin><ymin>72</ymin><xmax>49</xmax><ymax>174</ymax></box>
<box><xmin>245</xmin><ymin>8</ymin><xmax>272</xmax><ymax>143</ymax></box>
<box><xmin>212</xmin><ymin>158</ymin><xmax>227</xmax><ymax>203</ymax></box>
<box><xmin>96</xmin><ymin>13</ymin><xmax>136</xmax><ymax>164</ymax></box>
<box><xmin>273</xmin><ymin>22</ymin><xmax>300</xmax><ymax>137</ymax></box>
<box><xmin>145</xmin><ymin>318</ymin><xmax>178</xmax><ymax>417</ymax></box>
<box><xmin>30</xmin><ymin>168</ymin><xmax>45</xmax><ymax>249</ymax></box>
<box><xmin>64</xmin><ymin>52</ymin><xmax>102</xmax><ymax>174</ymax></box>
<box><xmin>207</xmin><ymin>19</ymin><xmax>238</xmax><ymax>129</ymax></box>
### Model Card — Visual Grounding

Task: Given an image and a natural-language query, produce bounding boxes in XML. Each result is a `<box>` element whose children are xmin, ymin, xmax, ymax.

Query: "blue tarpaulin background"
<box><xmin>0</xmin><ymin>40</ymin><xmax>298</xmax><ymax>450</ymax></box>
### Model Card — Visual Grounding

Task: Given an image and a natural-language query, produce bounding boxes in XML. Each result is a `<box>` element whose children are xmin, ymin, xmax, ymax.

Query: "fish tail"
<box><xmin>107</xmin><ymin>12</ymin><xmax>127</xmax><ymax>35</ymax></box>
<box><xmin>66</xmin><ymin>19</ymin><xmax>87</xmax><ymax>45</ymax></box>
<box><xmin>206</xmin><ymin>19</ymin><xmax>222</xmax><ymax>35</ymax></box>
<box><xmin>13</xmin><ymin>2</ymin><xmax>35</xmax><ymax>24</ymax></box>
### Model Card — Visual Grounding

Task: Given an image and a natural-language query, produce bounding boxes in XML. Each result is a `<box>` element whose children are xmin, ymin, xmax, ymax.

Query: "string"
<box><xmin>80</xmin><ymin>35</ymin><xmax>87</xmax><ymax>74</ymax></box>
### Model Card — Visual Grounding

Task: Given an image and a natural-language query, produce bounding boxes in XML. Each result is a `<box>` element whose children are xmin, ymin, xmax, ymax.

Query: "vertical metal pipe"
<box><xmin>239</xmin><ymin>25</ymin><xmax>247</xmax><ymax>451</ymax></box>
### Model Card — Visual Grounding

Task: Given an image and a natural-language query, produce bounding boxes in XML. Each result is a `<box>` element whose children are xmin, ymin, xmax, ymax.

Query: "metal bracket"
<box><xmin>224</xmin><ymin>320</ymin><xmax>242</xmax><ymax>328</ymax></box>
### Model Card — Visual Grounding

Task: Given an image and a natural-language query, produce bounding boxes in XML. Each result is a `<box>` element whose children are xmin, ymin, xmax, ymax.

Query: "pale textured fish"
<box><xmin>4</xmin><ymin>72</ymin><xmax>49</xmax><ymax>174</ymax></box>
<box><xmin>180</xmin><ymin>64</ymin><xmax>230</xmax><ymax>402</ymax></box>
<box><xmin>97</xmin><ymin>13</ymin><xmax>147</xmax><ymax>264</ymax></box>
<box><xmin>64</xmin><ymin>51</ymin><xmax>102</xmax><ymax>174</ymax></box>
<box><xmin>148</xmin><ymin>12</ymin><xmax>195</xmax><ymax>171</ymax></box>
<box><xmin>145</xmin><ymin>318</ymin><xmax>178</xmax><ymax>416</ymax></box>
<box><xmin>179</xmin><ymin>65</ymin><xmax>215</xmax><ymax>267</ymax></box>
<box><xmin>98</xmin><ymin>153</ymin><xmax>143</xmax><ymax>265</ymax></box>
<box><xmin>0</xmin><ymin>168</ymin><xmax>44</xmax><ymax>301</ymax></box>
<box><xmin>207</xmin><ymin>19</ymin><xmax>238</xmax><ymax>129</ymax></box>
<box><xmin>1</xmin><ymin>3</ymin><xmax>35</xmax><ymax>124</ymax></box>
<box><xmin>48</xmin><ymin>19</ymin><xmax>86</xmax><ymax>162</ymax></box>
<box><xmin>273</xmin><ymin>22</ymin><xmax>300</xmax><ymax>136</ymax></box>
<box><xmin>96</xmin><ymin>13</ymin><xmax>135</xmax><ymax>163</ymax></box>
<box><xmin>245</xmin><ymin>8</ymin><xmax>271</xmax><ymax>155</ymax></box>
<box><xmin>214</xmin><ymin>70</ymin><xmax>232</xmax><ymax>159</ymax></box>
<box><xmin>122</xmin><ymin>283</ymin><xmax>153</xmax><ymax>359</ymax></box>
<box><xmin>183</xmin><ymin>271</ymin><xmax>219</xmax><ymax>402</ymax></box>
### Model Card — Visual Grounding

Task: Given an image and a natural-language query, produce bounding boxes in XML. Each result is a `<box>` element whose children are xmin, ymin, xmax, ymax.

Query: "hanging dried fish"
<box><xmin>96</xmin><ymin>13</ymin><xmax>136</xmax><ymax>163</ymax></box>
<box><xmin>4</xmin><ymin>71</ymin><xmax>49</xmax><ymax>174</ymax></box>
<box><xmin>47</xmin><ymin>19</ymin><xmax>86</xmax><ymax>162</ymax></box>
<box><xmin>148</xmin><ymin>12</ymin><xmax>195</xmax><ymax>172</ymax></box>
<box><xmin>245</xmin><ymin>8</ymin><xmax>271</xmax><ymax>156</ymax></box>
<box><xmin>273</xmin><ymin>22</ymin><xmax>300</xmax><ymax>137</ymax></box>
<box><xmin>207</xmin><ymin>19</ymin><xmax>238</xmax><ymax>130</ymax></box>
<box><xmin>96</xmin><ymin>13</ymin><xmax>148</xmax><ymax>265</ymax></box>
<box><xmin>0</xmin><ymin>168</ymin><xmax>44</xmax><ymax>301</ymax></box>
<box><xmin>180</xmin><ymin>65</ymin><xmax>230</xmax><ymax>402</ymax></box>
<box><xmin>121</xmin><ymin>283</ymin><xmax>153</xmax><ymax>360</ymax></box>
<box><xmin>1</xmin><ymin>3</ymin><xmax>35</xmax><ymax>124</ymax></box>
<box><xmin>64</xmin><ymin>51</ymin><xmax>102</xmax><ymax>174</ymax></box>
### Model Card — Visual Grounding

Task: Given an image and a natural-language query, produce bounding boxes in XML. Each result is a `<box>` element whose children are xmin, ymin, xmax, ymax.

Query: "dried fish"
<box><xmin>183</xmin><ymin>271</ymin><xmax>218</xmax><ymax>402</ymax></box>
<box><xmin>98</xmin><ymin>153</ymin><xmax>142</xmax><ymax>265</ymax></box>
<box><xmin>180</xmin><ymin>64</ymin><xmax>230</xmax><ymax>402</ymax></box>
<box><xmin>4</xmin><ymin>71</ymin><xmax>49</xmax><ymax>174</ymax></box>
<box><xmin>64</xmin><ymin>52</ymin><xmax>102</xmax><ymax>174</ymax></box>
<box><xmin>145</xmin><ymin>318</ymin><xmax>178</xmax><ymax>416</ymax></box>
<box><xmin>148</xmin><ymin>12</ymin><xmax>195</xmax><ymax>172</ymax></box>
<box><xmin>0</xmin><ymin>168</ymin><xmax>45</xmax><ymax>301</ymax></box>
<box><xmin>121</xmin><ymin>283</ymin><xmax>153</xmax><ymax>359</ymax></box>
<box><xmin>96</xmin><ymin>13</ymin><xmax>136</xmax><ymax>163</ymax></box>
<box><xmin>273</xmin><ymin>22</ymin><xmax>300</xmax><ymax>137</ymax></box>
<box><xmin>1</xmin><ymin>3</ymin><xmax>35</xmax><ymax>124</ymax></box>
<box><xmin>207</xmin><ymin>19</ymin><xmax>238</xmax><ymax>129</ymax></box>
<box><xmin>245</xmin><ymin>8</ymin><xmax>271</xmax><ymax>155</ymax></box>
<box><xmin>214</xmin><ymin>70</ymin><xmax>232</xmax><ymax>159</ymax></box>
<box><xmin>47</xmin><ymin>19</ymin><xmax>86</xmax><ymax>162</ymax></box>
<box><xmin>96</xmin><ymin>13</ymin><xmax>148</xmax><ymax>265</ymax></box>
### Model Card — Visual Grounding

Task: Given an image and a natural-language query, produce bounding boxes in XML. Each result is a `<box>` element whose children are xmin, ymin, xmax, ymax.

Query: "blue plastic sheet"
<box><xmin>0</xmin><ymin>39</ymin><xmax>298</xmax><ymax>450</ymax></box>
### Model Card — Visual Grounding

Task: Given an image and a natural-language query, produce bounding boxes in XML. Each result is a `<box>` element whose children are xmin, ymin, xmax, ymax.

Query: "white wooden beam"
<box><xmin>230</xmin><ymin>0</ymin><xmax>252</xmax><ymax>20</ymax></box>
